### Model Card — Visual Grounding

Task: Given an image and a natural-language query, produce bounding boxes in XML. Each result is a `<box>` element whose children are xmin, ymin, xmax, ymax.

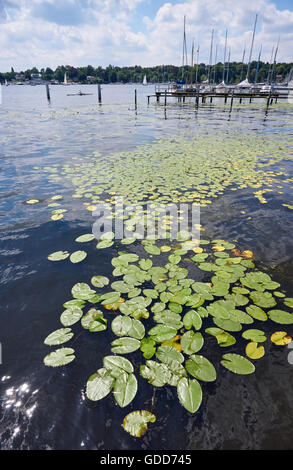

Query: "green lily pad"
<box><xmin>69</xmin><ymin>250</ymin><xmax>87</xmax><ymax>263</ymax></box>
<box><xmin>284</xmin><ymin>298</ymin><xmax>293</xmax><ymax>308</ymax></box>
<box><xmin>246</xmin><ymin>305</ymin><xmax>268</xmax><ymax>321</ymax></box>
<box><xmin>250</xmin><ymin>291</ymin><xmax>277</xmax><ymax>308</ymax></box>
<box><xmin>148</xmin><ymin>324</ymin><xmax>178</xmax><ymax>342</ymax></box>
<box><xmin>75</xmin><ymin>234</ymin><xmax>95</xmax><ymax>242</ymax></box>
<box><xmin>111</xmin><ymin>315</ymin><xmax>132</xmax><ymax>336</ymax></box>
<box><xmin>96</xmin><ymin>239</ymin><xmax>114</xmax><ymax>249</ymax></box>
<box><xmin>139</xmin><ymin>259</ymin><xmax>153</xmax><ymax>270</ymax></box>
<box><xmin>221</xmin><ymin>353</ymin><xmax>255</xmax><ymax>375</ymax></box>
<box><xmin>245</xmin><ymin>342</ymin><xmax>265</xmax><ymax>360</ymax></box>
<box><xmin>113</xmin><ymin>373</ymin><xmax>138</xmax><ymax>408</ymax></box>
<box><xmin>91</xmin><ymin>275</ymin><xmax>110</xmax><ymax>288</ymax></box>
<box><xmin>44</xmin><ymin>328</ymin><xmax>73</xmax><ymax>346</ymax></box>
<box><xmin>122</xmin><ymin>410</ymin><xmax>156</xmax><ymax>437</ymax></box>
<box><xmin>81</xmin><ymin>309</ymin><xmax>107</xmax><ymax>331</ymax></box>
<box><xmin>181</xmin><ymin>331</ymin><xmax>204</xmax><ymax>355</ymax></box>
<box><xmin>185</xmin><ymin>355</ymin><xmax>216</xmax><ymax>382</ymax></box>
<box><xmin>60</xmin><ymin>306</ymin><xmax>83</xmax><ymax>326</ymax></box>
<box><xmin>242</xmin><ymin>329</ymin><xmax>267</xmax><ymax>342</ymax></box>
<box><xmin>86</xmin><ymin>368</ymin><xmax>114</xmax><ymax>401</ymax></box>
<box><xmin>103</xmin><ymin>355</ymin><xmax>134</xmax><ymax>375</ymax></box>
<box><xmin>111</xmin><ymin>337</ymin><xmax>141</xmax><ymax>354</ymax></box>
<box><xmin>140</xmin><ymin>360</ymin><xmax>171</xmax><ymax>387</ymax></box>
<box><xmin>43</xmin><ymin>347</ymin><xmax>75</xmax><ymax>367</ymax></box>
<box><xmin>213</xmin><ymin>317</ymin><xmax>242</xmax><ymax>332</ymax></box>
<box><xmin>71</xmin><ymin>283</ymin><xmax>96</xmax><ymax>300</ymax></box>
<box><xmin>140</xmin><ymin>337</ymin><xmax>156</xmax><ymax>359</ymax></box>
<box><xmin>48</xmin><ymin>251</ymin><xmax>70</xmax><ymax>261</ymax></box>
<box><xmin>63</xmin><ymin>299</ymin><xmax>85</xmax><ymax>309</ymax></box>
<box><xmin>144</xmin><ymin>245</ymin><xmax>160</xmax><ymax>255</ymax></box>
<box><xmin>183</xmin><ymin>310</ymin><xmax>202</xmax><ymax>330</ymax></box>
<box><xmin>156</xmin><ymin>346</ymin><xmax>184</xmax><ymax>365</ymax></box>
<box><xmin>177</xmin><ymin>377</ymin><xmax>202</xmax><ymax>413</ymax></box>
<box><xmin>268</xmin><ymin>309</ymin><xmax>293</xmax><ymax>324</ymax></box>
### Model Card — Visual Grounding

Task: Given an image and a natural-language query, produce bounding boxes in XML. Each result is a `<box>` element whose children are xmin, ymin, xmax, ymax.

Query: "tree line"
<box><xmin>1</xmin><ymin>62</ymin><xmax>292</xmax><ymax>84</ymax></box>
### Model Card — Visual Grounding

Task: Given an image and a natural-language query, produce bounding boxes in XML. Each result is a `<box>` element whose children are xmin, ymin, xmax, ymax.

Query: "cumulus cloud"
<box><xmin>0</xmin><ymin>0</ymin><xmax>292</xmax><ymax>71</ymax></box>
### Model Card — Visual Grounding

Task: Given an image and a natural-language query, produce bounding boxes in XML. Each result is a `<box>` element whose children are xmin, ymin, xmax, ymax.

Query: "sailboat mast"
<box><xmin>267</xmin><ymin>45</ymin><xmax>274</xmax><ymax>84</ymax></box>
<box><xmin>190</xmin><ymin>41</ymin><xmax>194</xmax><ymax>84</ymax></box>
<box><xmin>246</xmin><ymin>13</ymin><xmax>258</xmax><ymax>81</ymax></box>
<box><xmin>222</xmin><ymin>29</ymin><xmax>228</xmax><ymax>83</ymax></box>
<box><xmin>240</xmin><ymin>43</ymin><xmax>246</xmax><ymax>82</ymax></box>
<box><xmin>207</xmin><ymin>29</ymin><xmax>214</xmax><ymax>84</ymax></box>
<box><xmin>213</xmin><ymin>44</ymin><xmax>218</xmax><ymax>84</ymax></box>
<box><xmin>271</xmin><ymin>36</ymin><xmax>280</xmax><ymax>84</ymax></box>
<box><xmin>254</xmin><ymin>44</ymin><xmax>262</xmax><ymax>84</ymax></box>
<box><xmin>195</xmin><ymin>45</ymin><xmax>200</xmax><ymax>83</ymax></box>
<box><xmin>226</xmin><ymin>47</ymin><xmax>231</xmax><ymax>84</ymax></box>
<box><xmin>182</xmin><ymin>16</ymin><xmax>187</xmax><ymax>81</ymax></box>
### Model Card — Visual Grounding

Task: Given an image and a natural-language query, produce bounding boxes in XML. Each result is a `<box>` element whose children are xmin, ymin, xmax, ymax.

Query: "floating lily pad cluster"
<box><xmin>38</xmin><ymin>132</ymin><xmax>292</xmax><ymax>215</ymax></box>
<box><xmin>43</xmin><ymin>236</ymin><xmax>293</xmax><ymax>437</ymax></box>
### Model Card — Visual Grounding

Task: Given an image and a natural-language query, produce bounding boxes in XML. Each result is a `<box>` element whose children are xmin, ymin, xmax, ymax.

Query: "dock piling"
<box><xmin>45</xmin><ymin>84</ymin><xmax>51</xmax><ymax>101</ymax></box>
<box><xmin>229</xmin><ymin>89</ymin><xmax>234</xmax><ymax>112</ymax></box>
<box><xmin>164</xmin><ymin>90</ymin><xmax>167</xmax><ymax>106</ymax></box>
<box><xmin>98</xmin><ymin>84</ymin><xmax>102</xmax><ymax>103</ymax></box>
<box><xmin>135</xmin><ymin>89</ymin><xmax>137</xmax><ymax>110</ymax></box>
<box><xmin>196</xmin><ymin>86</ymin><xmax>200</xmax><ymax>107</ymax></box>
<box><xmin>266</xmin><ymin>89</ymin><xmax>272</xmax><ymax>109</ymax></box>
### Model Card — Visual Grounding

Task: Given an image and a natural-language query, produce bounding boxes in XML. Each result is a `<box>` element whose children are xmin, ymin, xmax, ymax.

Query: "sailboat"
<box><xmin>142</xmin><ymin>74</ymin><xmax>147</xmax><ymax>86</ymax></box>
<box><xmin>216</xmin><ymin>29</ymin><xmax>229</xmax><ymax>93</ymax></box>
<box><xmin>63</xmin><ymin>72</ymin><xmax>69</xmax><ymax>85</ymax></box>
<box><xmin>237</xmin><ymin>14</ymin><xmax>258</xmax><ymax>93</ymax></box>
<box><xmin>5</xmin><ymin>79</ymin><xmax>8</xmax><ymax>86</ymax></box>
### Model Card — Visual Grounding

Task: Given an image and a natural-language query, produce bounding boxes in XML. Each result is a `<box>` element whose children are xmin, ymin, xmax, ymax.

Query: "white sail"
<box><xmin>143</xmin><ymin>74</ymin><xmax>147</xmax><ymax>86</ymax></box>
<box><xmin>64</xmin><ymin>73</ymin><xmax>67</xmax><ymax>85</ymax></box>
<box><xmin>237</xmin><ymin>78</ymin><xmax>252</xmax><ymax>88</ymax></box>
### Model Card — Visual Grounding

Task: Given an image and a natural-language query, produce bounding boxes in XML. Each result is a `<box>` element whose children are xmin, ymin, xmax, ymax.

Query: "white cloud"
<box><xmin>0</xmin><ymin>0</ymin><xmax>292</xmax><ymax>71</ymax></box>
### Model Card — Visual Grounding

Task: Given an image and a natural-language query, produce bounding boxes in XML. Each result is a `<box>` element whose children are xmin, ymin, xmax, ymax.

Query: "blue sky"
<box><xmin>0</xmin><ymin>0</ymin><xmax>292</xmax><ymax>71</ymax></box>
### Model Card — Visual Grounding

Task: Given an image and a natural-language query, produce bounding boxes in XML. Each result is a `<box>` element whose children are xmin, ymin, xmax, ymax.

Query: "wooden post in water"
<box><xmin>46</xmin><ymin>83</ymin><xmax>51</xmax><ymax>101</ymax></box>
<box><xmin>239</xmin><ymin>96</ymin><xmax>243</xmax><ymax>103</ymax></box>
<box><xmin>147</xmin><ymin>95</ymin><xmax>150</xmax><ymax>105</ymax></box>
<box><xmin>135</xmin><ymin>89</ymin><xmax>137</xmax><ymax>110</ymax></box>
<box><xmin>266</xmin><ymin>89</ymin><xmax>272</xmax><ymax>110</ymax></box>
<box><xmin>98</xmin><ymin>84</ymin><xmax>102</xmax><ymax>103</ymax></box>
<box><xmin>224</xmin><ymin>94</ymin><xmax>228</xmax><ymax>104</ymax></box>
<box><xmin>229</xmin><ymin>89</ymin><xmax>234</xmax><ymax>112</ymax></box>
<box><xmin>164</xmin><ymin>90</ymin><xmax>167</xmax><ymax>106</ymax></box>
<box><xmin>196</xmin><ymin>86</ymin><xmax>200</xmax><ymax>107</ymax></box>
<box><xmin>210</xmin><ymin>96</ymin><xmax>213</xmax><ymax>103</ymax></box>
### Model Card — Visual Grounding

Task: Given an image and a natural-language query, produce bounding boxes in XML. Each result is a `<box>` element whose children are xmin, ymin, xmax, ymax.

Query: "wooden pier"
<box><xmin>146</xmin><ymin>84</ymin><xmax>293</xmax><ymax>107</ymax></box>
<box><xmin>148</xmin><ymin>90</ymin><xmax>289</xmax><ymax>105</ymax></box>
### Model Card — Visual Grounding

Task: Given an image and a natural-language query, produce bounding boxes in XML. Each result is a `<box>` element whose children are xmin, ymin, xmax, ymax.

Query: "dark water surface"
<box><xmin>1</xmin><ymin>84</ymin><xmax>293</xmax><ymax>450</ymax></box>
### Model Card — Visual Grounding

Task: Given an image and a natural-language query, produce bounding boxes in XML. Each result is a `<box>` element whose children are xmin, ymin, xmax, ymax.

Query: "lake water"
<box><xmin>1</xmin><ymin>84</ymin><xmax>293</xmax><ymax>450</ymax></box>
